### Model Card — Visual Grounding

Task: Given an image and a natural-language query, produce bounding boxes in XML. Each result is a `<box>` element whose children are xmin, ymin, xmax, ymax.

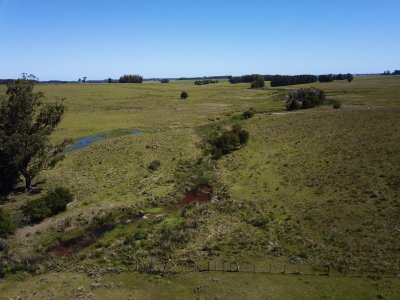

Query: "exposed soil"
<box><xmin>45</xmin><ymin>224</ymin><xmax>116</xmax><ymax>258</ymax></box>
<box><xmin>178</xmin><ymin>185</ymin><xmax>212</xmax><ymax>208</ymax></box>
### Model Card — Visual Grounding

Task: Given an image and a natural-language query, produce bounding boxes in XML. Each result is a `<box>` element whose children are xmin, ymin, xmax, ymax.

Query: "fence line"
<box><xmin>128</xmin><ymin>259</ymin><xmax>400</xmax><ymax>279</ymax></box>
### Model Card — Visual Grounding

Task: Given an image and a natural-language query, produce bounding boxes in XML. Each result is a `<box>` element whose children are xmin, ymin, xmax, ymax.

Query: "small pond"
<box><xmin>62</xmin><ymin>129</ymin><xmax>142</xmax><ymax>154</ymax></box>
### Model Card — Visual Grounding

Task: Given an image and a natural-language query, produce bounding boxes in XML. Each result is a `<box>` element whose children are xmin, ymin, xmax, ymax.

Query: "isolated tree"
<box><xmin>82</xmin><ymin>76</ymin><xmax>87</xmax><ymax>83</ymax></box>
<box><xmin>347</xmin><ymin>73</ymin><xmax>354</xmax><ymax>83</ymax></box>
<box><xmin>108</xmin><ymin>78</ymin><xmax>112</xmax><ymax>83</ymax></box>
<box><xmin>0</xmin><ymin>78</ymin><xmax>66</xmax><ymax>191</ymax></box>
<box><xmin>78</xmin><ymin>78</ymin><xmax>82</xmax><ymax>83</ymax></box>
<box><xmin>180</xmin><ymin>91</ymin><xmax>188</xmax><ymax>99</ymax></box>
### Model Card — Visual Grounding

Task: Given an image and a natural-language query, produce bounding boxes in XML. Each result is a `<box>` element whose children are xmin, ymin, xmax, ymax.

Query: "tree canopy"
<box><xmin>0</xmin><ymin>79</ymin><xmax>66</xmax><ymax>191</ymax></box>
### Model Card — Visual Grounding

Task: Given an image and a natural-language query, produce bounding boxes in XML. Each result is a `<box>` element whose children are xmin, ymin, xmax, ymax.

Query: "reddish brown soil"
<box><xmin>178</xmin><ymin>185</ymin><xmax>212</xmax><ymax>208</ymax></box>
<box><xmin>45</xmin><ymin>224</ymin><xmax>115</xmax><ymax>258</ymax></box>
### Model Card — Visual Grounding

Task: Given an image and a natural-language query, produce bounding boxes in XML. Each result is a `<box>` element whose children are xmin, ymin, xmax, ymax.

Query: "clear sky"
<box><xmin>0</xmin><ymin>0</ymin><xmax>399</xmax><ymax>80</ymax></box>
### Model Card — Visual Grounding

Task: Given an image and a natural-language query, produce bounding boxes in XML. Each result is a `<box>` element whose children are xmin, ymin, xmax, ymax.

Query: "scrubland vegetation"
<box><xmin>0</xmin><ymin>75</ymin><xmax>399</xmax><ymax>299</ymax></box>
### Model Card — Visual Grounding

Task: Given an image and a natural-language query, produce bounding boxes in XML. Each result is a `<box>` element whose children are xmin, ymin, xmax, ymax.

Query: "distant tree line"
<box><xmin>318</xmin><ymin>73</ymin><xmax>354</xmax><ymax>83</ymax></box>
<box><xmin>160</xmin><ymin>79</ymin><xmax>169</xmax><ymax>83</ymax></box>
<box><xmin>119</xmin><ymin>74</ymin><xmax>143</xmax><ymax>83</ymax></box>
<box><xmin>194</xmin><ymin>79</ymin><xmax>218</xmax><ymax>85</ymax></box>
<box><xmin>270</xmin><ymin>75</ymin><xmax>317</xmax><ymax>87</ymax></box>
<box><xmin>382</xmin><ymin>70</ymin><xmax>400</xmax><ymax>75</ymax></box>
<box><xmin>178</xmin><ymin>75</ymin><xmax>229</xmax><ymax>80</ymax></box>
<box><xmin>229</xmin><ymin>74</ymin><xmax>263</xmax><ymax>84</ymax></box>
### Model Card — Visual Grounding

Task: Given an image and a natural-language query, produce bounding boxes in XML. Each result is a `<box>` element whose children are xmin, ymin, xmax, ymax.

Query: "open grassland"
<box><xmin>1</xmin><ymin>76</ymin><xmax>400</xmax><ymax>298</ymax></box>
<box><xmin>1</xmin><ymin>271</ymin><xmax>400</xmax><ymax>300</ymax></box>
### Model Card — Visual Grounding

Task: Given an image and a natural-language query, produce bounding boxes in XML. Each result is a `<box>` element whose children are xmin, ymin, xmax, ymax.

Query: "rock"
<box><xmin>91</xmin><ymin>282</ymin><xmax>102</xmax><ymax>290</ymax></box>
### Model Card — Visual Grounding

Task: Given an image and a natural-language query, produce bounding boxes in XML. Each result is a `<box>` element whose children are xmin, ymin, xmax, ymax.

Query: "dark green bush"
<box><xmin>148</xmin><ymin>160</ymin><xmax>161</xmax><ymax>171</ymax></box>
<box><xmin>210</xmin><ymin>124</ymin><xmax>249</xmax><ymax>159</ymax></box>
<box><xmin>242</xmin><ymin>108</ymin><xmax>255</xmax><ymax>119</ymax></box>
<box><xmin>23</xmin><ymin>187</ymin><xmax>73</xmax><ymax>224</ymax></box>
<box><xmin>0</xmin><ymin>208</ymin><xmax>16</xmax><ymax>238</ymax></box>
<box><xmin>286</xmin><ymin>88</ymin><xmax>326</xmax><ymax>111</ymax></box>
<box><xmin>333</xmin><ymin>101</ymin><xmax>342</xmax><ymax>109</ymax></box>
<box><xmin>180</xmin><ymin>91</ymin><xmax>188</xmax><ymax>99</ymax></box>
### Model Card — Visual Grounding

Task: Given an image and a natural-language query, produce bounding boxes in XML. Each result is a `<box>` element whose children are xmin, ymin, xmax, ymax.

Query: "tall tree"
<box><xmin>0</xmin><ymin>78</ymin><xmax>66</xmax><ymax>191</ymax></box>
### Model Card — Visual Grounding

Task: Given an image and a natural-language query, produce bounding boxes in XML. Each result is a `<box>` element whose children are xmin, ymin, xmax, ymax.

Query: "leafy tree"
<box><xmin>78</xmin><ymin>78</ymin><xmax>82</xmax><ymax>83</ymax></box>
<box><xmin>108</xmin><ymin>78</ymin><xmax>112</xmax><ymax>83</ymax></box>
<box><xmin>0</xmin><ymin>79</ymin><xmax>66</xmax><ymax>191</ymax></box>
<box><xmin>347</xmin><ymin>73</ymin><xmax>354</xmax><ymax>83</ymax></box>
<box><xmin>82</xmin><ymin>76</ymin><xmax>87</xmax><ymax>83</ymax></box>
<box><xmin>250</xmin><ymin>76</ymin><xmax>265</xmax><ymax>89</ymax></box>
<box><xmin>180</xmin><ymin>91</ymin><xmax>188</xmax><ymax>99</ymax></box>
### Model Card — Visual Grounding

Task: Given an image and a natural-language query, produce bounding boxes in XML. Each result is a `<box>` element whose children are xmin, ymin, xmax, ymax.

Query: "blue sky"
<box><xmin>0</xmin><ymin>0</ymin><xmax>399</xmax><ymax>80</ymax></box>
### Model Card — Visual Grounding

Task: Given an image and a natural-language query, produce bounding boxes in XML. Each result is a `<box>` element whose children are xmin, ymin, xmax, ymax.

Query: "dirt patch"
<box><xmin>45</xmin><ymin>224</ymin><xmax>116</xmax><ymax>258</ymax></box>
<box><xmin>178</xmin><ymin>185</ymin><xmax>212</xmax><ymax>208</ymax></box>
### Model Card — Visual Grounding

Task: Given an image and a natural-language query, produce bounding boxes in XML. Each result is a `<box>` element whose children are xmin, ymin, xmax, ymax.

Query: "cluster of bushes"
<box><xmin>270</xmin><ymin>75</ymin><xmax>317</xmax><ymax>87</ymax></box>
<box><xmin>210</xmin><ymin>124</ymin><xmax>249</xmax><ymax>159</ymax></box>
<box><xmin>160</xmin><ymin>79</ymin><xmax>169</xmax><ymax>83</ymax></box>
<box><xmin>0</xmin><ymin>208</ymin><xmax>16</xmax><ymax>238</ymax></box>
<box><xmin>318</xmin><ymin>73</ymin><xmax>354</xmax><ymax>83</ymax></box>
<box><xmin>286</xmin><ymin>88</ymin><xmax>326</xmax><ymax>111</ymax></box>
<box><xmin>119</xmin><ymin>74</ymin><xmax>143</xmax><ymax>83</ymax></box>
<box><xmin>194</xmin><ymin>79</ymin><xmax>218</xmax><ymax>85</ymax></box>
<box><xmin>22</xmin><ymin>187</ymin><xmax>73</xmax><ymax>224</ymax></box>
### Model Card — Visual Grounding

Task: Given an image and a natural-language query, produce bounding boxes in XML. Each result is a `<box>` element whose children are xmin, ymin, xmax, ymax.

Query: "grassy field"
<box><xmin>1</xmin><ymin>76</ymin><xmax>400</xmax><ymax>298</ymax></box>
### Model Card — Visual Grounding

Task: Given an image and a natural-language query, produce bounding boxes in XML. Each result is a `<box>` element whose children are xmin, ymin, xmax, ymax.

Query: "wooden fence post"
<box><xmin>269</xmin><ymin>264</ymin><xmax>272</xmax><ymax>273</ymax></box>
<box><xmin>208</xmin><ymin>261</ymin><xmax>210</xmax><ymax>271</ymax></box>
<box><xmin>326</xmin><ymin>266</ymin><xmax>330</xmax><ymax>276</ymax></box>
<box><xmin>283</xmin><ymin>264</ymin><xmax>286</xmax><ymax>274</ymax></box>
<box><xmin>236</xmin><ymin>262</ymin><xmax>240</xmax><ymax>272</ymax></box>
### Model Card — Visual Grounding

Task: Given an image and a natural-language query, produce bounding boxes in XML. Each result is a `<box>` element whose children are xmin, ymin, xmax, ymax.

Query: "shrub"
<box><xmin>148</xmin><ymin>160</ymin><xmax>161</xmax><ymax>171</ymax></box>
<box><xmin>286</xmin><ymin>88</ymin><xmax>326</xmax><ymax>111</ymax></box>
<box><xmin>210</xmin><ymin>124</ymin><xmax>249</xmax><ymax>159</ymax></box>
<box><xmin>160</xmin><ymin>79</ymin><xmax>169</xmax><ymax>83</ymax></box>
<box><xmin>180</xmin><ymin>91</ymin><xmax>188</xmax><ymax>99</ymax></box>
<box><xmin>333</xmin><ymin>101</ymin><xmax>342</xmax><ymax>109</ymax></box>
<box><xmin>0</xmin><ymin>208</ymin><xmax>16</xmax><ymax>238</ymax></box>
<box><xmin>242</xmin><ymin>109</ymin><xmax>255</xmax><ymax>119</ymax></box>
<box><xmin>22</xmin><ymin>187</ymin><xmax>73</xmax><ymax>224</ymax></box>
